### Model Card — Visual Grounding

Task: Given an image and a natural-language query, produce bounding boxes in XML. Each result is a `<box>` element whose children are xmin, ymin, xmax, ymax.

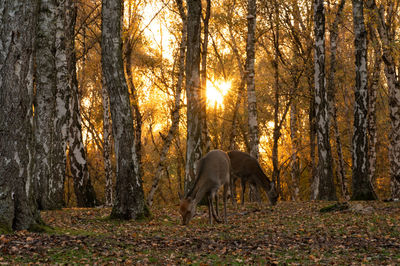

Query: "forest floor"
<box><xmin>1</xmin><ymin>201</ymin><xmax>399</xmax><ymax>265</ymax></box>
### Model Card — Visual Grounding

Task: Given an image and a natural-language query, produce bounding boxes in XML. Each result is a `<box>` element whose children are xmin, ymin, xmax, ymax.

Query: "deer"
<box><xmin>228</xmin><ymin>150</ymin><xmax>278</xmax><ymax>206</ymax></box>
<box><xmin>179</xmin><ymin>149</ymin><xmax>231</xmax><ymax>225</ymax></box>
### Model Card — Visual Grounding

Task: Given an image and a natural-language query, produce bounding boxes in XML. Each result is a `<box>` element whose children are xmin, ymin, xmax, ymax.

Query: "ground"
<box><xmin>0</xmin><ymin>201</ymin><xmax>399</xmax><ymax>264</ymax></box>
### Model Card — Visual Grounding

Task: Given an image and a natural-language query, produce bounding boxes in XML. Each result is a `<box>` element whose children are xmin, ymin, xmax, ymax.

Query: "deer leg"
<box><xmin>241</xmin><ymin>178</ymin><xmax>246</xmax><ymax>205</ymax></box>
<box><xmin>210</xmin><ymin>193</ymin><xmax>222</xmax><ymax>224</ymax></box>
<box><xmin>223</xmin><ymin>184</ymin><xmax>228</xmax><ymax>223</ymax></box>
<box><xmin>215</xmin><ymin>192</ymin><xmax>219</xmax><ymax>218</ymax></box>
<box><xmin>230</xmin><ymin>174</ymin><xmax>238</xmax><ymax>207</ymax></box>
<box><xmin>207</xmin><ymin>195</ymin><xmax>213</xmax><ymax>225</ymax></box>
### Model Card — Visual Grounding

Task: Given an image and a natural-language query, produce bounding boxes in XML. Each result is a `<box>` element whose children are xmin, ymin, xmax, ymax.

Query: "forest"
<box><xmin>0</xmin><ymin>0</ymin><xmax>399</xmax><ymax>263</ymax></box>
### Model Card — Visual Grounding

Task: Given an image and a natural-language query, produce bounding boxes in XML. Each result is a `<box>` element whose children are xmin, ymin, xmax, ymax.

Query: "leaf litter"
<box><xmin>0</xmin><ymin>201</ymin><xmax>399</xmax><ymax>264</ymax></box>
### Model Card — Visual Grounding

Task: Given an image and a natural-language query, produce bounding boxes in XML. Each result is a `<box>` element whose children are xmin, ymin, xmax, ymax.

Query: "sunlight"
<box><xmin>206</xmin><ymin>80</ymin><xmax>231</xmax><ymax>108</ymax></box>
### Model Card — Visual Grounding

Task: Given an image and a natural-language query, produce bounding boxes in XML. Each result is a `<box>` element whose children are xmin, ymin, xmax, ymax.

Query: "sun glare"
<box><xmin>206</xmin><ymin>80</ymin><xmax>231</xmax><ymax>108</ymax></box>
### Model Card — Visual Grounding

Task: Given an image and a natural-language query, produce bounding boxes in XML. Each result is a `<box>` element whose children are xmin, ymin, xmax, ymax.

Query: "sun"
<box><xmin>206</xmin><ymin>80</ymin><xmax>231</xmax><ymax>108</ymax></box>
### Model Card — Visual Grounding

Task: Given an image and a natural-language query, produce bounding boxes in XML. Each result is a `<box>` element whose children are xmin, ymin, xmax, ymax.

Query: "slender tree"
<box><xmin>65</xmin><ymin>0</ymin><xmax>97</xmax><ymax>207</ymax></box>
<box><xmin>184</xmin><ymin>0</ymin><xmax>203</xmax><ymax>195</ymax></box>
<box><xmin>0</xmin><ymin>0</ymin><xmax>40</xmax><ymax>231</ymax></box>
<box><xmin>351</xmin><ymin>0</ymin><xmax>377</xmax><ymax>200</ymax></box>
<box><xmin>366</xmin><ymin>0</ymin><xmax>400</xmax><ymax>199</ymax></box>
<box><xmin>246</xmin><ymin>0</ymin><xmax>259</xmax><ymax>159</ymax></box>
<box><xmin>101</xmin><ymin>0</ymin><xmax>148</xmax><ymax>219</ymax></box>
<box><xmin>312</xmin><ymin>0</ymin><xmax>337</xmax><ymax>200</ymax></box>
<box><xmin>366</xmin><ymin>17</ymin><xmax>381</xmax><ymax>196</ymax></box>
<box><xmin>327</xmin><ymin>0</ymin><xmax>349</xmax><ymax>200</ymax></box>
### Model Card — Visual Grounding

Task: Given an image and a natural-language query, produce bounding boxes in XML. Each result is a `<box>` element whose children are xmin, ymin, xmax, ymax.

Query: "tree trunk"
<box><xmin>290</xmin><ymin>102</ymin><xmax>300</xmax><ymax>201</ymax></box>
<box><xmin>102</xmin><ymin>79</ymin><xmax>113</xmax><ymax>207</ymax></box>
<box><xmin>246</xmin><ymin>0</ymin><xmax>259</xmax><ymax>159</ymax></box>
<box><xmin>54</xmin><ymin>0</ymin><xmax>70</xmax><ymax>207</ymax></box>
<box><xmin>309</xmin><ymin>70</ymin><xmax>318</xmax><ymax>200</ymax></box>
<box><xmin>351</xmin><ymin>0</ymin><xmax>377</xmax><ymax>200</ymax></box>
<box><xmin>35</xmin><ymin>0</ymin><xmax>65</xmax><ymax>209</ymax></box>
<box><xmin>327</xmin><ymin>0</ymin><xmax>349</xmax><ymax>200</ymax></box>
<box><xmin>313</xmin><ymin>0</ymin><xmax>337</xmax><ymax>201</ymax></box>
<box><xmin>123</xmin><ymin>25</ymin><xmax>143</xmax><ymax>194</ymax></box>
<box><xmin>0</xmin><ymin>0</ymin><xmax>40</xmax><ymax>231</ymax></box>
<box><xmin>66</xmin><ymin>0</ymin><xmax>96</xmax><ymax>207</ymax></box>
<box><xmin>184</xmin><ymin>0</ymin><xmax>203</xmax><ymax>195</ymax></box>
<box><xmin>147</xmin><ymin>0</ymin><xmax>186</xmax><ymax>207</ymax></box>
<box><xmin>366</xmin><ymin>20</ymin><xmax>381</xmax><ymax>196</ymax></box>
<box><xmin>102</xmin><ymin>0</ymin><xmax>148</xmax><ymax>219</ymax></box>
<box><xmin>366</xmin><ymin>0</ymin><xmax>400</xmax><ymax>199</ymax></box>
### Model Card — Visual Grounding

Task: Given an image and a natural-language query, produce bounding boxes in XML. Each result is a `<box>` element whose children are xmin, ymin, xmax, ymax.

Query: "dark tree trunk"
<box><xmin>351</xmin><ymin>0</ymin><xmax>377</xmax><ymax>200</ymax></box>
<box><xmin>102</xmin><ymin>79</ymin><xmax>113</xmax><ymax>207</ymax></box>
<box><xmin>101</xmin><ymin>0</ymin><xmax>148</xmax><ymax>219</ymax></box>
<box><xmin>184</xmin><ymin>0</ymin><xmax>203</xmax><ymax>195</ymax></box>
<box><xmin>0</xmin><ymin>0</ymin><xmax>40</xmax><ymax>231</ymax></box>
<box><xmin>312</xmin><ymin>0</ymin><xmax>337</xmax><ymax>201</ymax></box>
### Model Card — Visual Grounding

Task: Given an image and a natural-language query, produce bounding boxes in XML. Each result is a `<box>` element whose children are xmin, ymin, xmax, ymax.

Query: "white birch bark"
<box><xmin>366</xmin><ymin>0</ymin><xmax>400</xmax><ymax>199</ymax></box>
<box><xmin>246</xmin><ymin>0</ymin><xmax>259</xmax><ymax>159</ymax></box>
<box><xmin>0</xmin><ymin>0</ymin><xmax>39</xmax><ymax>231</ymax></box>
<box><xmin>102</xmin><ymin>0</ymin><xmax>148</xmax><ymax>219</ymax></box>
<box><xmin>54</xmin><ymin>0</ymin><xmax>70</xmax><ymax>206</ymax></box>
<box><xmin>313</xmin><ymin>0</ymin><xmax>337</xmax><ymax>200</ymax></box>
<box><xmin>34</xmin><ymin>0</ymin><xmax>65</xmax><ymax>209</ymax></box>
<box><xmin>184</xmin><ymin>0</ymin><xmax>203</xmax><ymax>195</ymax></box>
<box><xmin>366</xmin><ymin>21</ymin><xmax>381</xmax><ymax>196</ymax></box>
<box><xmin>351</xmin><ymin>0</ymin><xmax>377</xmax><ymax>200</ymax></box>
<box><xmin>327</xmin><ymin>0</ymin><xmax>349</xmax><ymax>200</ymax></box>
<box><xmin>68</xmin><ymin>0</ymin><xmax>96</xmax><ymax>207</ymax></box>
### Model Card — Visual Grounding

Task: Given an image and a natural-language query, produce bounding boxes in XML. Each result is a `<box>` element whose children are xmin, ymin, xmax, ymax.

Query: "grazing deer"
<box><xmin>179</xmin><ymin>150</ymin><xmax>231</xmax><ymax>225</ymax></box>
<box><xmin>228</xmin><ymin>150</ymin><xmax>278</xmax><ymax>206</ymax></box>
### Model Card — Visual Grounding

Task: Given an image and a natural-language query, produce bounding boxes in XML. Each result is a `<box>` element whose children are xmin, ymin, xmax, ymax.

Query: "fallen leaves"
<box><xmin>0</xmin><ymin>202</ymin><xmax>399</xmax><ymax>264</ymax></box>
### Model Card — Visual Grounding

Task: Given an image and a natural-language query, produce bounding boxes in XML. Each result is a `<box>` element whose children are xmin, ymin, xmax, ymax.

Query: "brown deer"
<box><xmin>228</xmin><ymin>150</ymin><xmax>278</xmax><ymax>206</ymax></box>
<box><xmin>179</xmin><ymin>150</ymin><xmax>231</xmax><ymax>225</ymax></box>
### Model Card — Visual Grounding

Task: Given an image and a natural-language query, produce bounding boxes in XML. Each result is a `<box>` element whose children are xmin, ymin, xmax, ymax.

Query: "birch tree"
<box><xmin>54</xmin><ymin>0</ymin><xmax>70</xmax><ymax>207</ymax></box>
<box><xmin>34</xmin><ymin>0</ymin><xmax>65</xmax><ymax>209</ymax></box>
<box><xmin>312</xmin><ymin>0</ymin><xmax>337</xmax><ymax>200</ymax></box>
<box><xmin>0</xmin><ymin>0</ymin><xmax>40</xmax><ymax>231</ymax></box>
<box><xmin>366</xmin><ymin>0</ymin><xmax>400</xmax><ymax>199</ymax></box>
<box><xmin>327</xmin><ymin>0</ymin><xmax>349</xmax><ymax>200</ymax></box>
<box><xmin>184</xmin><ymin>0</ymin><xmax>203</xmax><ymax>195</ymax></box>
<box><xmin>366</xmin><ymin>16</ymin><xmax>381</xmax><ymax>196</ymax></box>
<box><xmin>351</xmin><ymin>0</ymin><xmax>376</xmax><ymax>200</ymax></box>
<box><xmin>67</xmin><ymin>0</ymin><xmax>97</xmax><ymax>207</ymax></box>
<box><xmin>246</xmin><ymin>0</ymin><xmax>259</xmax><ymax>159</ymax></box>
<box><xmin>101</xmin><ymin>0</ymin><xmax>148</xmax><ymax>219</ymax></box>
